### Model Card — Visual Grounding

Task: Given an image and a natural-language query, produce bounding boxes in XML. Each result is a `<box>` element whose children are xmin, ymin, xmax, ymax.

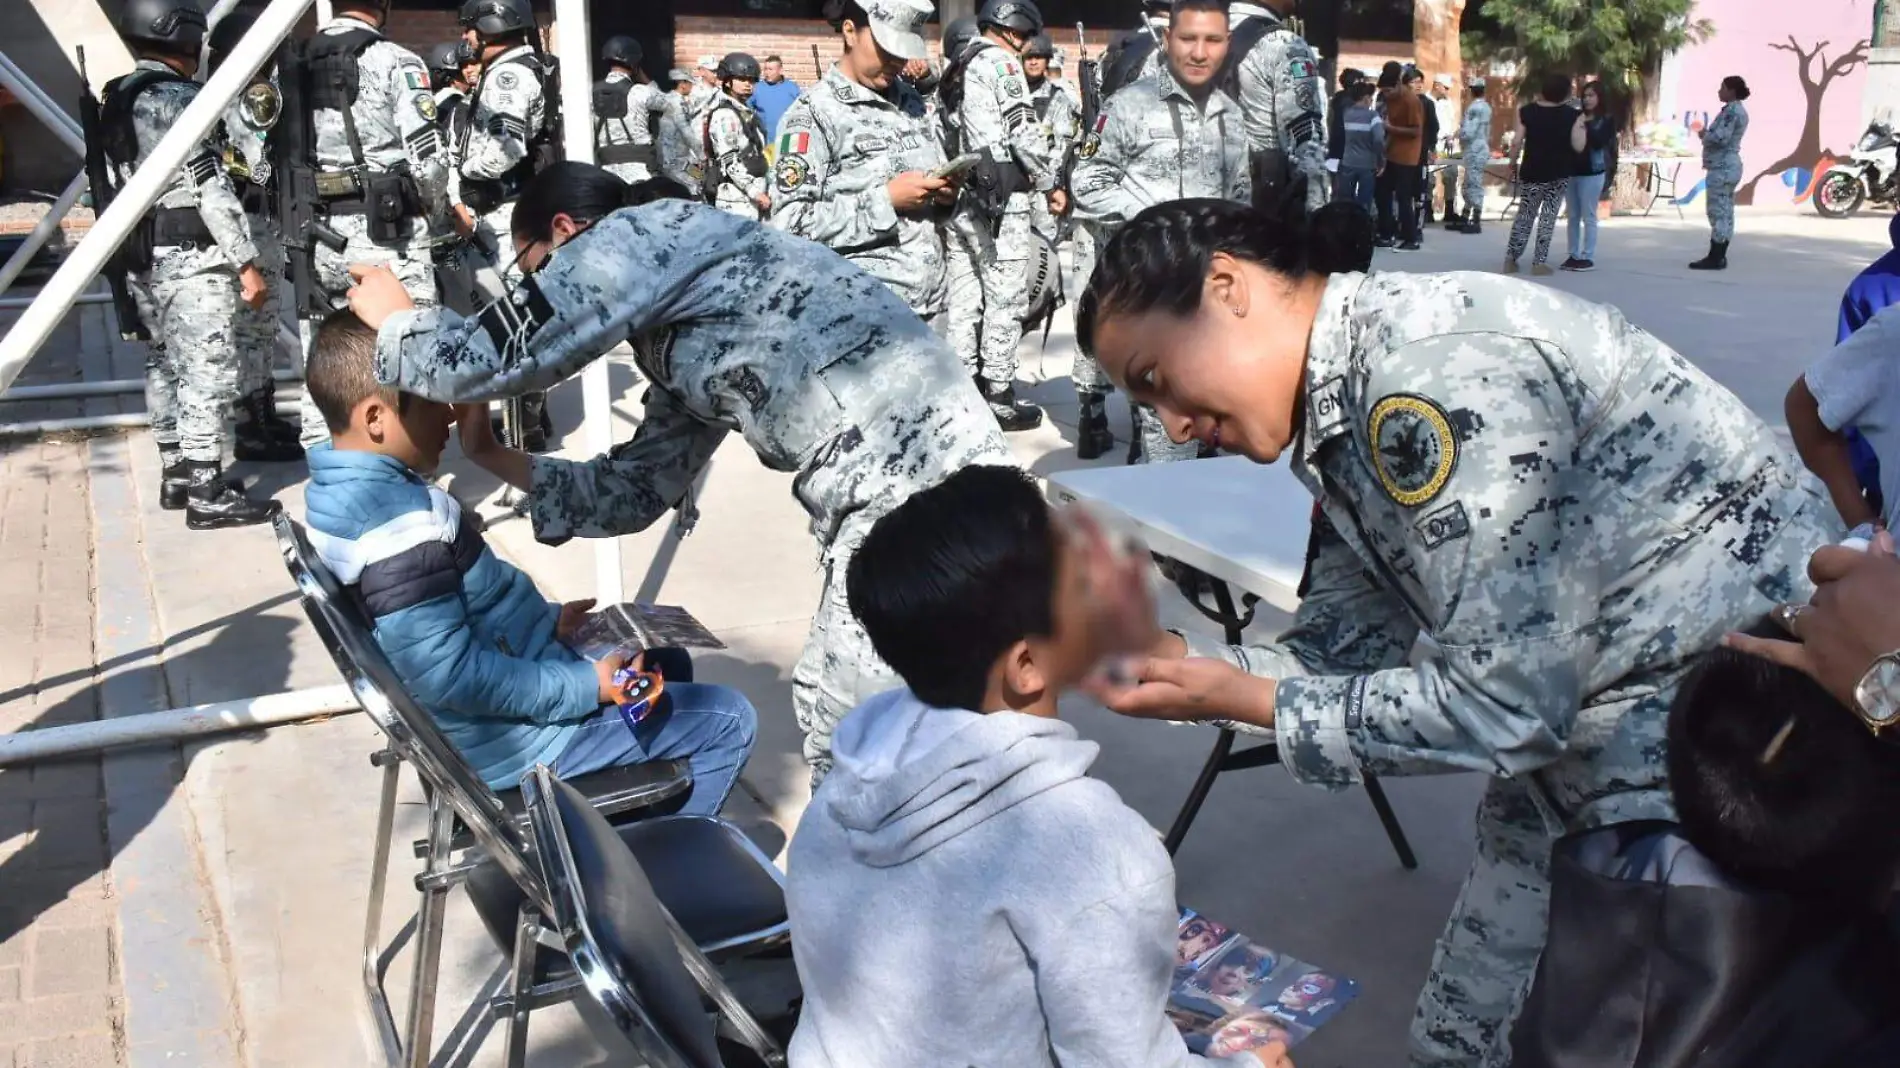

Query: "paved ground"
<box><xmin>0</xmin><ymin>205</ymin><xmax>1891</xmax><ymax>1068</ymax></box>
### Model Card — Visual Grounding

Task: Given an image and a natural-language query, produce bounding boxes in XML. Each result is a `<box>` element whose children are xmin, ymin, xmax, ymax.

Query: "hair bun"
<box><xmin>1305</xmin><ymin>202</ymin><xmax>1375</xmax><ymax>275</ymax></box>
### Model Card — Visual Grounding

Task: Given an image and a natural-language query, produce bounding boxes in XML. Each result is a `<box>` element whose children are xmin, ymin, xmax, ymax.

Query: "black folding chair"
<box><xmin>522</xmin><ymin>764</ymin><xmax>791</xmax><ymax>1067</ymax></box>
<box><xmin>273</xmin><ymin>515</ymin><xmax>784</xmax><ymax>1066</ymax></box>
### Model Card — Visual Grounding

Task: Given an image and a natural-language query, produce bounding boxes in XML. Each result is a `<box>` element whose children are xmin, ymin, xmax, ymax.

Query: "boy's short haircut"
<box><xmin>305</xmin><ymin>309</ymin><xmax>395</xmax><ymax>433</ymax></box>
<box><xmin>846</xmin><ymin>465</ymin><xmax>1057</xmax><ymax>712</ymax></box>
<box><xmin>1668</xmin><ymin>618</ymin><xmax>1900</xmax><ymax>905</ymax></box>
<box><xmin>1170</xmin><ymin>0</ymin><xmax>1228</xmax><ymax>21</ymax></box>
<box><xmin>1349</xmin><ymin>81</ymin><xmax>1375</xmax><ymax>103</ymax></box>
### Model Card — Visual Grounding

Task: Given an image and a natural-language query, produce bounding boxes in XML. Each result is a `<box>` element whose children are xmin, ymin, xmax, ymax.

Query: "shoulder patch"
<box><xmin>1414</xmin><ymin>501</ymin><xmax>1470</xmax><ymax>550</ymax></box>
<box><xmin>403</xmin><ymin>68</ymin><xmax>426</xmax><ymax>91</ymax></box>
<box><xmin>775</xmin><ymin>153</ymin><xmax>810</xmax><ymax>192</ymax></box>
<box><xmin>1368</xmin><ymin>393</ymin><xmax>1458</xmax><ymax>507</ymax></box>
<box><xmin>1288</xmin><ymin>56</ymin><xmax>1317</xmax><ymax>81</ymax></box>
<box><xmin>494</xmin><ymin>69</ymin><xmax>518</xmax><ymax>92</ymax></box>
<box><xmin>1078</xmin><ymin>134</ymin><xmax>1100</xmax><ymax>159</ymax></box>
<box><xmin>778</xmin><ymin>129</ymin><xmax>811</xmax><ymax>155</ymax></box>
<box><xmin>414</xmin><ymin>92</ymin><xmax>437</xmax><ymax>122</ymax></box>
<box><xmin>240</xmin><ymin>82</ymin><xmax>281</xmax><ymax>129</ymax></box>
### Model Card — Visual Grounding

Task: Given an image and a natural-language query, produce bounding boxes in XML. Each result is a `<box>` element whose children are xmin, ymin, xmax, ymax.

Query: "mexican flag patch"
<box><xmin>779</xmin><ymin>130</ymin><xmax>810</xmax><ymax>155</ymax></box>
<box><xmin>404</xmin><ymin>69</ymin><xmax>426</xmax><ymax>90</ymax></box>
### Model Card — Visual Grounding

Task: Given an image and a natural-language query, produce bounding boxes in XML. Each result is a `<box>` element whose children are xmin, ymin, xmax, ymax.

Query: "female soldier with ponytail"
<box><xmin>1074</xmin><ymin>197</ymin><xmax>1835</xmax><ymax>1067</ymax></box>
<box><xmin>345</xmin><ymin>162</ymin><xmax>1013</xmax><ymax>780</ymax></box>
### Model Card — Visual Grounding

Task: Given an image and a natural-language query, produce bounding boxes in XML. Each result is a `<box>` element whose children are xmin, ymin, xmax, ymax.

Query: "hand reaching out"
<box><xmin>556</xmin><ymin>598</ymin><xmax>596</xmax><ymax>641</ymax></box>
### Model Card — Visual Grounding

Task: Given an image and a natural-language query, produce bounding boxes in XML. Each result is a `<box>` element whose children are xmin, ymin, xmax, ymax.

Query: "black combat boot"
<box><xmin>1458</xmin><ymin>207</ymin><xmax>1482</xmax><ymax>234</ymax></box>
<box><xmin>159</xmin><ymin>446</ymin><xmax>189</xmax><ymax>511</ymax></box>
<box><xmin>233</xmin><ymin>388</ymin><xmax>304</xmax><ymax>462</ymax></box>
<box><xmin>1688</xmin><ymin>240</ymin><xmax>1729</xmax><ymax>270</ymax></box>
<box><xmin>1075</xmin><ymin>391</ymin><xmax>1115</xmax><ymax>460</ymax></box>
<box><xmin>975</xmin><ymin>375</ymin><xmax>1042</xmax><ymax>432</ymax></box>
<box><xmin>185</xmin><ymin>460</ymin><xmax>282</xmax><ymax>530</ymax></box>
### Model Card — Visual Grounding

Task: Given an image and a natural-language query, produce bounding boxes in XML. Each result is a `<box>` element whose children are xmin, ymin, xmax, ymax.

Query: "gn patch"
<box><xmin>1369</xmin><ymin>393</ymin><xmax>1458</xmax><ymax>507</ymax></box>
<box><xmin>775</xmin><ymin>153</ymin><xmax>810</xmax><ymax>191</ymax></box>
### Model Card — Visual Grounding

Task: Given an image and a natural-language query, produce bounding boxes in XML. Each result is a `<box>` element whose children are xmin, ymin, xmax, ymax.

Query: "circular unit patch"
<box><xmin>1368</xmin><ymin>393</ymin><xmax>1457</xmax><ymax>507</ymax></box>
<box><xmin>775</xmin><ymin>154</ymin><xmax>810</xmax><ymax>191</ymax></box>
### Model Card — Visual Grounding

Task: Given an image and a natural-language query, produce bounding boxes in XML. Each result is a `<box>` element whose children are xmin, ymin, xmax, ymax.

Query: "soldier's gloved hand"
<box><xmin>238</xmin><ymin>264</ymin><xmax>267</xmax><ymax>311</ymax></box>
<box><xmin>1048</xmin><ymin>189</ymin><xmax>1070</xmax><ymax>216</ymax></box>
<box><xmin>346</xmin><ymin>263</ymin><xmax>416</xmax><ymax>330</ymax></box>
<box><xmin>888</xmin><ymin>171</ymin><xmax>949</xmax><ymax>213</ymax></box>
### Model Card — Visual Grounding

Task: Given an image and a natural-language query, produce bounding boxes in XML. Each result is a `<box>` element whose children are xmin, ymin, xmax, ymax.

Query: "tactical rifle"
<box><xmin>76</xmin><ymin>47</ymin><xmax>149</xmax><ymax>342</ymax></box>
<box><xmin>271</xmin><ymin>39</ymin><xmax>348</xmax><ymax>320</ymax></box>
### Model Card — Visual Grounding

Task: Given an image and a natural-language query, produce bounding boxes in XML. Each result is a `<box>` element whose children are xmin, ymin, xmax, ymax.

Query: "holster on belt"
<box><xmin>1249</xmin><ymin>148</ymin><xmax>1293</xmax><ymax>211</ymax></box>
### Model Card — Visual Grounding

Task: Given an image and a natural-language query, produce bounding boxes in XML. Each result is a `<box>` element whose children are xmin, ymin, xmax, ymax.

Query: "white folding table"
<box><xmin>1047</xmin><ymin>457</ymin><xmax>1417</xmax><ymax>867</ymax></box>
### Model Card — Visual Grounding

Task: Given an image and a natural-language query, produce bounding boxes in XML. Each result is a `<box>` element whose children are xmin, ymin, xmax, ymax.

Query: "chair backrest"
<box><xmin>522</xmin><ymin>765</ymin><xmax>723</xmax><ymax>1068</ymax></box>
<box><xmin>271</xmin><ymin>513</ymin><xmax>547</xmax><ymax>901</ymax></box>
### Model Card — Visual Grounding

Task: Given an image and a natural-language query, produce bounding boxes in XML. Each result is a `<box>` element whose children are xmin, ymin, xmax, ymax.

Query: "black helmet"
<box><xmin>1022</xmin><ymin>32</ymin><xmax>1054</xmax><ymax>59</ymax></box>
<box><xmin>427</xmin><ymin>41</ymin><xmax>466</xmax><ymax>81</ymax></box>
<box><xmin>118</xmin><ymin>0</ymin><xmax>208</xmax><ymax>54</ymax></box>
<box><xmin>205</xmin><ymin>9</ymin><xmax>254</xmax><ymax>72</ymax></box>
<box><xmin>600</xmin><ymin>35</ymin><xmax>642</xmax><ymax>70</ymax></box>
<box><xmin>717</xmin><ymin>51</ymin><xmax>761</xmax><ymax>81</ymax></box>
<box><xmin>977</xmin><ymin>0</ymin><xmax>1042</xmax><ymax>37</ymax></box>
<box><xmin>458</xmin><ymin>0</ymin><xmax>533</xmax><ymax>40</ymax></box>
<box><xmin>941</xmin><ymin>16</ymin><xmax>980</xmax><ymax>57</ymax></box>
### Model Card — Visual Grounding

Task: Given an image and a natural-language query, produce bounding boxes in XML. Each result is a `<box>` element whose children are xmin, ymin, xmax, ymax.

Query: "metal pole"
<box><xmin>0</xmin><ymin>53</ymin><xmax>86</xmax><ymax>155</ymax></box>
<box><xmin>2</xmin><ymin>368</ymin><xmax>298</xmax><ymax>401</ymax></box>
<box><xmin>551</xmin><ymin>0</ymin><xmax>623</xmax><ymax>606</ymax></box>
<box><xmin>0</xmin><ymin>292</ymin><xmax>111</xmax><ymax>311</ymax></box>
<box><xmin>0</xmin><ymin>684</ymin><xmax>357</xmax><ymax>767</ymax></box>
<box><xmin>0</xmin><ymin>172</ymin><xmax>88</xmax><ymax>297</ymax></box>
<box><xmin>0</xmin><ymin>0</ymin><xmax>314</xmax><ymax>398</ymax></box>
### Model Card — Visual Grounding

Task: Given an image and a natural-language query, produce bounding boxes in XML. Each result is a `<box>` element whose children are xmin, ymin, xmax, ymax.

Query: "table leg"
<box><xmin>1164</xmin><ymin>728</ymin><xmax>1237</xmax><ymax>856</ymax></box>
<box><xmin>1360</xmin><ymin>773</ymin><xmax>1419</xmax><ymax>870</ymax></box>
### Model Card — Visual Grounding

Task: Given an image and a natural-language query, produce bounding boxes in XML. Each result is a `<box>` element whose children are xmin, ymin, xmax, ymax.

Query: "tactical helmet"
<box><xmin>977</xmin><ymin>0</ymin><xmax>1042</xmax><ymax>37</ymax></box>
<box><xmin>1022</xmin><ymin>32</ymin><xmax>1054</xmax><ymax>59</ymax></box>
<box><xmin>600</xmin><ymin>35</ymin><xmax>642</xmax><ymax>70</ymax></box>
<box><xmin>716</xmin><ymin>52</ymin><xmax>761</xmax><ymax>81</ymax></box>
<box><xmin>118</xmin><ymin>0</ymin><xmax>208</xmax><ymax>54</ymax></box>
<box><xmin>941</xmin><ymin>16</ymin><xmax>980</xmax><ymax>57</ymax></box>
<box><xmin>204</xmin><ymin>10</ymin><xmax>254</xmax><ymax>72</ymax></box>
<box><xmin>458</xmin><ymin>0</ymin><xmax>533</xmax><ymax>40</ymax></box>
<box><xmin>427</xmin><ymin>41</ymin><xmax>467</xmax><ymax>82</ymax></box>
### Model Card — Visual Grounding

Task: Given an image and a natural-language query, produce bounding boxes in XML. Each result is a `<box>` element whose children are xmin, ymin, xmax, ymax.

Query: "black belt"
<box><xmin>149</xmin><ymin>207</ymin><xmax>215</xmax><ymax>247</ymax></box>
<box><xmin>598</xmin><ymin>142</ymin><xmax>657</xmax><ymax>166</ymax></box>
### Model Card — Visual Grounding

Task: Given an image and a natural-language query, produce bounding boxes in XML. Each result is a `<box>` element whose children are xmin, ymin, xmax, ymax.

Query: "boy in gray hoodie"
<box><xmin>784</xmin><ymin>465</ymin><xmax>1291</xmax><ymax>1068</ymax></box>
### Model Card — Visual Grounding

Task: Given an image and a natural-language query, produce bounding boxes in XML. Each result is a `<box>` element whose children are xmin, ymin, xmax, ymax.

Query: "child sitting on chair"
<box><xmin>1508</xmin><ymin>619</ymin><xmax>1900</xmax><ymax>1068</ymax></box>
<box><xmin>299</xmin><ymin>310</ymin><xmax>756</xmax><ymax>813</ymax></box>
<box><xmin>784</xmin><ymin>464</ymin><xmax>1291</xmax><ymax>1068</ymax></box>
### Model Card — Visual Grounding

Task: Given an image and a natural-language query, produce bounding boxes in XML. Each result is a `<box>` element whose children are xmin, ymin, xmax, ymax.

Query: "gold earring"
<box><xmin>1231</xmin><ymin>306</ymin><xmax>1243</xmax><ymax>317</ymax></box>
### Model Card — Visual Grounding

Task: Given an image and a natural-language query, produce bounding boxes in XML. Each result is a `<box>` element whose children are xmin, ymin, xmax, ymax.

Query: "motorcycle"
<box><xmin>1816</xmin><ymin>121</ymin><xmax>1899</xmax><ymax>218</ymax></box>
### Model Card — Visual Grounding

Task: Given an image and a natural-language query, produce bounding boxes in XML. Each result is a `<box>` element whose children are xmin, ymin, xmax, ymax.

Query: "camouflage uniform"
<box><xmin>949</xmin><ymin>39</ymin><xmax>1057</xmax><ymax>390</ymax></box>
<box><xmin>771</xmin><ymin>65</ymin><xmax>948</xmax><ymax>318</ymax></box>
<box><xmin>596</xmin><ymin>70</ymin><xmax>669</xmax><ymax>184</ymax></box>
<box><xmin>1227</xmin><ymin>2</ymin><xmax>1327</xmax><ymax>213</ymax></box>
<box><xmin>1074</xmin><ymin>69</ymin><xmax>1249</xmax><ymax>464</ymax></box>
<box><xmin>373</xmin><ymin>200</ymin><xmax>1014</xmax><ymax>778</ymax></box>
<box><xmin>220</xmin><ymin>82</ymin><xmax>287</xmax><ymax>437</ymax></box>
<box><xmin>705</xmin><ymin>93</ymin><xmax>770</xmax><ymax>220</ymax></box>
<box><xmin>1179</xmin><ymin>271</ymin><xmax>1839</xmax><ymax>1068</ymax></box>
<box><xmin>1026</xmin><ymin>75</ymin><xmax>1078</xmax><ymax>242</ymax></box>
<box><xmin>657</xmin><ymin>93</ymin><xmax>705</xmax><ymax>190</ymax></box>
<box><xmin>686</xmin><ymin>80</ymin><xmax>720</xmax><ymax>125</ymax></box>
<box><xmin>118</xmin><ymin>60</ymin><xmax>258</xmax><ymax>465</ymax></box>
<box><xmin>1701</xmin><ymin>100</ymin><xmax>1748</xmax><ymax>243</ymax></box>
<box><xmin>461</xmin><ymin>42</ymin><xmax>549</xmax><ymax>284</ymax></box>
<box><xmin>292</xmin><ymin>15</ymin><xmax>451</xmax><ymax>447</ymax></box>
<box><xmin>1459</xmin><ymin>96</ymin><xmax>1493</xmax><ymax>218</ymax></box>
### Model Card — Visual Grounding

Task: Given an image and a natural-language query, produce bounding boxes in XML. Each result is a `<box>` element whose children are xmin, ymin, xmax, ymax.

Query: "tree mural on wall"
<box><xmin>1738</xmin><ymin>36</ymin><xmax>1869</xmax><ymax>204</ymax></box>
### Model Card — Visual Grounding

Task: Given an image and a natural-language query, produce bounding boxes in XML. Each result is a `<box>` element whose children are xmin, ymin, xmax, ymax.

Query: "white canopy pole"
<box><xmin>550</xmin><ymin>0</ymin><xmax>623</xmax><ymax>606</ymax></box>
<box><xmin>0</xmin><ymin>0</ymin><xmax>314</xmax><ymax>395</ymax></box>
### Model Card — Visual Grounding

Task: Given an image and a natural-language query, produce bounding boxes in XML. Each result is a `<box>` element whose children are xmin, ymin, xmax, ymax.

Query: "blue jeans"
<box><xmin>1566</xmin><ymin>173</ymin><xmax>1606</xmax><ymax>259</ymax></box>
<box><xmin>1335</xmin><ymin>166</ymin><xmax>1377</xmax><ymax>212</ymax></box>
<box><xmin>553</xmin><ymin>680</ymin><xmax>759</xmax><ymax>817</ymax></box>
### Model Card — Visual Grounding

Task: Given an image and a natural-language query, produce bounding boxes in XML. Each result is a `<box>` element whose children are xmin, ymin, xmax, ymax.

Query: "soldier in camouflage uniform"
<box><xmin>278</xmin><ymin>0</ymin><xmax>452</xmax><ymax>448</ymax></box>
<box><xmin>1021</xmin><ymin>33</ymin><xmax>1076</xmax><ymax>246</ymax></box>
<box><xmin>658</xmin><ymin>70</ymin><xmax>707</xmax><ymax>191</ymax></box>
<box><xmin>1227</xmin><ymin>0</ymin><xmax>1328</xmax><ymax>215</ymax></box>
<box><xmin>1073</xmin><ymin>0</ymin><xmax>1250</xmax><ymax>466</ymax></box>
<box><xmin>1073</xmin><ymin>197</ymin><xmax>1839</xmax><ymax>1068</ymax></box>
<box><xmin>949</xmin><ymin>0</ymin><xmax>1059</xmax><ymax>432</ymax></box>
<box><xmin>105</xmin><ymin>0</ymin><xmax>280</xmax><ymax>528</ymax></box>
<box><xmin>771</xmin><ymin>0</ymin><xmax>950</xmax><ymax>320</ymax></box>
<box><xmin>1691</xmin><ymin>75</ymin><xmax>1751</xmax><ymax>271</ymax></box>
<box><xmin>1450</xmin><ymin>78</ymin><xmax>1492</xmax><ymax>234</ymax></box>
<box><xmin>593</xmin><ymin>36</ymin><xmax>670</xmax><ymax>184</ymax></box>
<box><xmin>686</xmin><ymin>56</ymin><xmax>722</xmax><ymax>125</ymax></box>
<box><xmin>348</xmin><ymin>178</ymin><xmax>1014</xmax><ymax>779</ymax></box>
<box><xmin>206</xmin><ymin>10</ymin><xmax>303</xmax><ymax>462</ymax></box>
<box><xmin>703</xmin><ymin>53</ymin><xmax>773</xmax><ymax>221</ymax></box>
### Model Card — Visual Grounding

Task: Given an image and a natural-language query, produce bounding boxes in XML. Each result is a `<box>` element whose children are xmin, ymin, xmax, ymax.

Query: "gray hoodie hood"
<box><xmin>823</xmin><ymin>689</ymin><xmax>1099</xmax><ymax>868</ymax></box>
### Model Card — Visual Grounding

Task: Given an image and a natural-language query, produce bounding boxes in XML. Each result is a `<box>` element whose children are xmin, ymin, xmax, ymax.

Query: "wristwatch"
<box><xmin>1853</xmin><ymin>651</ymin><xmax>1900</xmax><ymax>733</ymax></box>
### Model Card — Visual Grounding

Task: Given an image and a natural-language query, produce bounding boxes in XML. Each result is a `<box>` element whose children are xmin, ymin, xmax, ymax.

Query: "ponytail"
<box><xmin>512</xmin><ymin>163</ymin><xmax>698</xmax><ymax>244</ymax></box>
<box><xmin>1075</xmin><ymin>184</ymin><xmax>1372</xmax><ymax>357</ymax></box>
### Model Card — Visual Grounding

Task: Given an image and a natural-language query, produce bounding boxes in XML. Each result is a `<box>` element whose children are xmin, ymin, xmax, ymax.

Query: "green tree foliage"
<box><xmin>1462</xmin><ymin>0</ymin><xmax>1714</xmax><ymax>97</ymax></box>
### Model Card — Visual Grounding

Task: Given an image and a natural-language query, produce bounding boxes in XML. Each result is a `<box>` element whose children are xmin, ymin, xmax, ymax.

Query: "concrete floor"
<box><xmin>2</xmin><ymin>204</ymin><xmax>1892</xmax><ymax>1068</ymax></box>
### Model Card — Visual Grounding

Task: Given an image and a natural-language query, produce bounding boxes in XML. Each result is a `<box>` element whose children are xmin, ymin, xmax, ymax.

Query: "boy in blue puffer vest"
<box><xmin>299</xmin><ymin>310</ymin><xmax>757</xmax><ymax>813</ymax></box>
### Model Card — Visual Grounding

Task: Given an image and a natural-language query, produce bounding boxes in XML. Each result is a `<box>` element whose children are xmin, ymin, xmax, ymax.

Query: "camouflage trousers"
<box><xmin>234</xmin><ymin>222</ymin><xmax>285</xmax><ymax>421</ymax></box>
<box><xmin>1130</xmin><ymin>401</ymin><xmax>1201</xmax><ymax>464</ymax></box>
<box><xmin>132</xmin><ymin>249</ymin><xmax>241</xmax><ymax>464</ymax></box>
<box><xmin>943</xmin><ymin>223</ymin><xmax>984</xmax><ymax>380</ymax></box>
<box><xmin>296</xmin><ymin>229</ymin><xmax>441</xmax><ymax>447</ymax></box>
<box><xmin>1069</xmin><ymin>223</ymin><xmax>1112</xmax><ymax>396</ymax></box>
<box><xmin>1705</xmin><ymin>161</ymin><xmax>1740</xmax><ymax>243</ymax></box>
<box><xmin>948</xmin><ymin>206</ymin><xmax>1031</xmax><ymax>387</ymax></box>
<box><xmin>1462</xmin><ymin>145</ymin><xmax>1489</xmax><ymax>216</ymax></box>
<box><xmin>1409</xmin><ymin>778</ymin><xmax>1555</xmax><ymax>1068</ymax></box>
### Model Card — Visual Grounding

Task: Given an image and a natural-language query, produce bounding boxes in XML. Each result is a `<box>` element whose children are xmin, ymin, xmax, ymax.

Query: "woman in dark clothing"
<box><xmin>1504</xmin><ymin>72</ymin><xmax>1585</xmax><ymax>275</ymax></box>
<box><xmin>1562</xmin><ymin>81</ymin><xmax>1617</xmax><ymax>272</ymax></box>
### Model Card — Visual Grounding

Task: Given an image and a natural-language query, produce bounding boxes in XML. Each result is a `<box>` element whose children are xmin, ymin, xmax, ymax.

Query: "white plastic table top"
<box><xmin>1046</xmin><ymin>456</ymin><xmax>1316</xmax><ymax>615</ymax></box>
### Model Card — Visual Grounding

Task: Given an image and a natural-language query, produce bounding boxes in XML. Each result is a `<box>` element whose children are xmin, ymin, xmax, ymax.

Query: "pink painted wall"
<box><xmin>1667</xmin><ymin>0</ymin><xmax>1873</xmax><ymax>206</ymax></box>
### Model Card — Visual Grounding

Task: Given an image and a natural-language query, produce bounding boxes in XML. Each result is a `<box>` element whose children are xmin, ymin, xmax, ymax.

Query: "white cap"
<box><xmin>860</xmin><ymin>0</ymin><xmax>933</xmax><ymax>62</ymax></box>
<box><xmin>1433</xmin><ymin>72</ymin><xmax>1454</xmax><ymax>88</ymax></box>
<box><xmin>667</xmin><ymin>68</ymin><xmax>690</xmax><ymax>83</ymax></box>
<box><xmin>696</xmin><ymin>54</ymin><xmax>719</xmax><ymax>71</ymax></box>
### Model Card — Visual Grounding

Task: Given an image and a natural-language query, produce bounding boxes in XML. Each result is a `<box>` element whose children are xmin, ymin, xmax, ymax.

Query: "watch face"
<box><xmin>1857</xmin><ymin>656</ymin><xmax>1900</xmax><ymax>729</ymax></box>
